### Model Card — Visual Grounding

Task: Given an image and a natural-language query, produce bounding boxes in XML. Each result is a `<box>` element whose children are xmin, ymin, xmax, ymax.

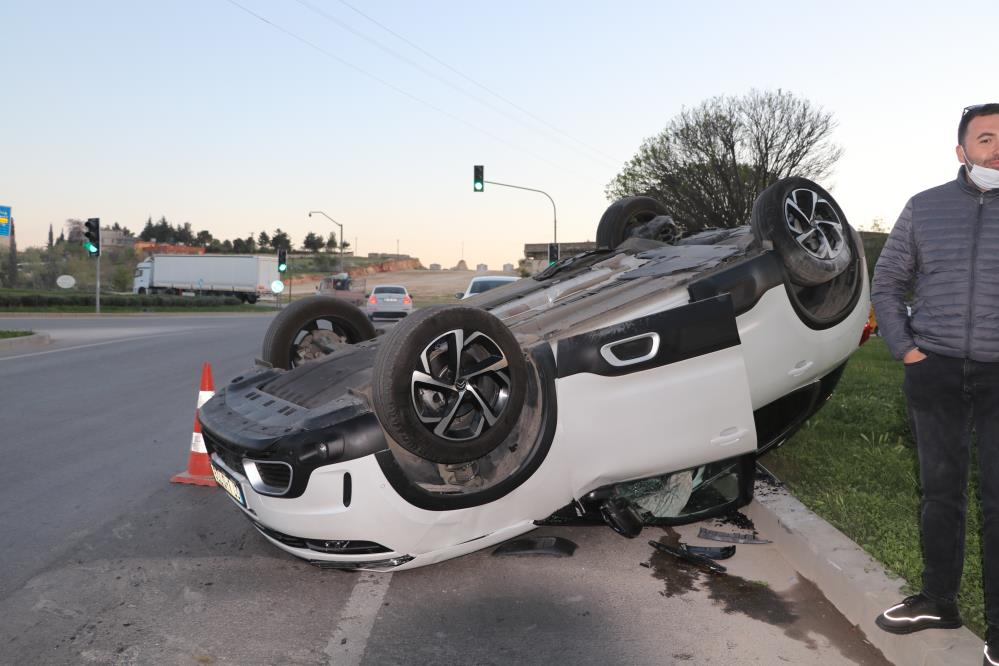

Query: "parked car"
<box><xmin>456</xmin><ymin>275</ymin><xmax>521</xmax><ymax>299</ymax></box>
<box><xmin>200</xmin><ymin>177</ymin><xmax>872</xmax><ymax>572</ymax></box>
<box><xmin>365</xmin><ymin>284</ymin><xmax>412</xmax><ymax>320</ymax></box>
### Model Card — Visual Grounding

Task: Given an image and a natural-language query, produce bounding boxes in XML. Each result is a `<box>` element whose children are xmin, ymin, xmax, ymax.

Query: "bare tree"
<box><xmin>606</xmin><ymin>89</ymin><xmax>842</xmax><ymax>230</ymax></box>
<box><xmin>65</xmin><ymin>219</ymin><xmax>85</xmax><ymax>243</ymax></box>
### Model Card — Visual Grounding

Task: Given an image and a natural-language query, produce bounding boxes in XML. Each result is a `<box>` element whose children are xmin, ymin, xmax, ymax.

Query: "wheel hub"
<box><xmin>783</xmin><ymin>188</ymin><xmax>846</xmax><ymax>261</ymax></box>
<box><xmin>410</xmin><ymin>328</ymin><xmax>511</xmax><ymax>442</ymax></box>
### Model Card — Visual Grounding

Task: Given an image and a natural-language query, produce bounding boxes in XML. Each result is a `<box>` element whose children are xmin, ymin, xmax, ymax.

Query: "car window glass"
<box><xmin>374</xmin><ymin>286</ymin><xmax>406</xmax><ymax>294</ymax></box>
<box><xmin>470</xmin><ymin>279</ymin><xmax>512</xmax><ymax>293</ymax></box>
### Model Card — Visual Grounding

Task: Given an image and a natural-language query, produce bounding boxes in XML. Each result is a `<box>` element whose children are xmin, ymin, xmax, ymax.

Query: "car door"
<box><xmin>553</xmin><ymin>294</ymin><xmax>757</xmax><ymax>496</ymax></box>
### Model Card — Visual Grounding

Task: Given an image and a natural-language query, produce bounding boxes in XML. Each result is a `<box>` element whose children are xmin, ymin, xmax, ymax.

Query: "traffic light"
<box><xmin>277</xmin><ymin>249</ymin><xmax>288</xmax><ymax>273</ymax></box>
<box><xmin>473</xmin><ymin>165</ymin><xmax>484</xmax><ymax>192</ymax></box>
<box><xmin>547</xmin><ymin>243</ymin><xmax>559</xmax><ymax>265</ymax></box>
<box><xmin>83</xmin><ymin>218</ymin><xmax>101</xmax><ymax>256</ymax></box>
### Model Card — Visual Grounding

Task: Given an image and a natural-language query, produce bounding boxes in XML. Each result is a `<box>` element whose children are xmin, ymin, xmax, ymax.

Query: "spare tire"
<box><xmin>751</xmin><ymin>178</ymin><xmax>853</xmax><ymax>287</ymax></box>
<box><xmin>372</xmin><ymin>306</ymin><xmax>527</xmax><ymax>464</ymax></box>
<box><xmin>596</xmin><ymin>196</ymin><xmax>674</xmax><ymax>249</ymax></box>
<box><xmin>261</xmin><ymin>296</ymin><xmax>376</xmax><ymax>369</ymax></box>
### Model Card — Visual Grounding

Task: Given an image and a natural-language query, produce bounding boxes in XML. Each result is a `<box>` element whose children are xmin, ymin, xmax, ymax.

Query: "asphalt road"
<box><xmin>0</xmin><ymin>314</ymin><xmax>890</xmax><ymax>665</ymax></box>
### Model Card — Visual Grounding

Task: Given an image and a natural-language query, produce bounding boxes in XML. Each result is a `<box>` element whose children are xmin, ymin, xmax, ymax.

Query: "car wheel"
<box><xmin>261</xmin><ymin>296</ymin><xmax>377</xmax><ymax>369</ymax></box>
<box><xmin>596</xmin><ymin>196</ymin><xmax>675</xmax><ymax>249</ymax></box>
<box><xmin>372</xmin><ymin>306</ymin><xmax>528</xmax><ymax>464</ymax></box>
<box><xmin>751</xmin><ymin>177</ymin><xmax>853</xmax><ymax>287</ymax></box>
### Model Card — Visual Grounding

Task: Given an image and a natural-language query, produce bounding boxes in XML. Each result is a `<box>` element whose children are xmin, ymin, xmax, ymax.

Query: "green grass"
<box><xmin>762</xmin><ymin>336</ymin><xmax>987</xmax><ymax>637</ymax></box>
<box><xmin>0</xmin><ymin>330</ymin><xmax>32</xmax><ymax>338</ymax></box>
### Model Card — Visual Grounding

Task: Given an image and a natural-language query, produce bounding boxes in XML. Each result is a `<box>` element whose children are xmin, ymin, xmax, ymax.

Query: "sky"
<box><xmin>1</xmin><ymin>1</ymin><xmax>996</xmax><ymax>270</ymax></box>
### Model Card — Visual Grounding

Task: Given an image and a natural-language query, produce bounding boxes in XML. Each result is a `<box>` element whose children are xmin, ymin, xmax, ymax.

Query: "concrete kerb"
<box><xmin>746</xmin><ymin>480</ymin><xmax>984</xmax><ymax>666</ymax></box>
<box><xmin>0</xmin><ymin>332</ymin><xmax>51</xmax><ymax>351</ymax></box>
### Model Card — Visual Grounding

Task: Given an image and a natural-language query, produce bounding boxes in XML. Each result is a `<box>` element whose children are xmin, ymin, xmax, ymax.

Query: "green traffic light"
<box><xmin>84</xmin><ymin>242</ymin><xmax>98</xmax><ymax>254</ymax></box>
<box><xmin>474</xmin><ymin>182</ymin><xmax>483</xmax><ymax>191</ymax></box>
<box><xmin>278</xmin><ymin>263</ymin><xmax>287</xmax><ymax>273</ymax></box>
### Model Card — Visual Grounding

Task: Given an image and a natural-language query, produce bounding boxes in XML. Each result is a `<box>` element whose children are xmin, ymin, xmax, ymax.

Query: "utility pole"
<box><xmin>309</xmin><ymin>211</ymin><xmax>344</xmax><ymax>274</ymax></box>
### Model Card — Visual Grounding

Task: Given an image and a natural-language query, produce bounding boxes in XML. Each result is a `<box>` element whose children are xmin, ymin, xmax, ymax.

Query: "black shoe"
<box><xmin>875</xmin><ymin>593</ymin><xmax>963</xmax><ymax>634</ymax></box>
<box><xmin>985</xmin><ymin>625</ymin><xmax>998</xmax><ymax>666</ymax></box>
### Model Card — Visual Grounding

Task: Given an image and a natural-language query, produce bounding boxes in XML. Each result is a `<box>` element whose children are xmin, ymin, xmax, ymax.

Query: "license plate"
<box><xmin>211</xmin><ymin>462</ymin><xmax>246</xmax><ymax>507</ymax></box>
<box><xmin>383</xmin><ymin>297</ymin><xmax>398</xmax><ymax>302</ymax></box>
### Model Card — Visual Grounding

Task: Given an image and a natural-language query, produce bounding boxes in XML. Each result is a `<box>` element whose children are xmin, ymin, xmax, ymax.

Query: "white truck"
<box><xmin>133</xmin><ymin>254</ymin><xmax>280</xmax><ymax>303</ymax></box>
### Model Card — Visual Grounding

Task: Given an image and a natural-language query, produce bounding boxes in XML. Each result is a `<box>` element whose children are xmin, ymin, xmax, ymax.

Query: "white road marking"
<box><xmin>325</xmin><ymin>573</ymin><xmax>392</xmax><ymax>666</ymax></box>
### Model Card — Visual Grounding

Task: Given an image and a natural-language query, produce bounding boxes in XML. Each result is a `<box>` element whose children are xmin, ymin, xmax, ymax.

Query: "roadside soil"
<box><xmin>285</xmin><ymin>270</ymin><xmax>521</xmax><ymax>305</ymax></box>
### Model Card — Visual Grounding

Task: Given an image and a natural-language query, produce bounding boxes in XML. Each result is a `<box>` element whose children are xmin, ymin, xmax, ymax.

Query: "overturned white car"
<box><xmin>200</xmin><ymin>177</ymin><xmax>872</xmax><ymax>571</ymax></box>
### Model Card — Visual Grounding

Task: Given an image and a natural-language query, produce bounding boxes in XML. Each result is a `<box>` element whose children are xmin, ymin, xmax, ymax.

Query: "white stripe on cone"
<box><xmin>191</xmin><ymin>431</ymin><xmax>207</xmax><ymax>453</ymax></box>
<box><xmin>197</xmin><ymin>390</ymin><xmax>215</xmax><ymax>409</ymax></box>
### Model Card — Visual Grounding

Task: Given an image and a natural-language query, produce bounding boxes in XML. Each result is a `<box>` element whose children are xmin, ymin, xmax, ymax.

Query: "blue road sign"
<box><xmin>0</xmin><ymin>206</ymin><xmax>10</xmax><ymax>237</ymax></box>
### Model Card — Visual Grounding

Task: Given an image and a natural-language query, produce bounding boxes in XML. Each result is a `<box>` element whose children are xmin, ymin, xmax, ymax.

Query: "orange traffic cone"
<box><xmin>170</xmin><ymin>362</ymin><xmax>218</xmax><ymax>487</ymax></box>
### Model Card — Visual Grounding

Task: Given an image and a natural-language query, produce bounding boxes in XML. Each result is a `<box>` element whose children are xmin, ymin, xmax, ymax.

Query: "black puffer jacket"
<box><xmin>872</xmin><ymin>170</ymin><xmax>999</xmax><ymax>362</ymax></box>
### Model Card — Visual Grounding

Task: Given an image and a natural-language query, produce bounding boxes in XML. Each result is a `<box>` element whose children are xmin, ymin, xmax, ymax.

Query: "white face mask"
<box><xmin>967</xmin><ymin>163</ymin><xmax>999</xmax><ymax>191</ymax></box>
<box><xmin>961</xmin><ymin>147</ymin><xmax>999</xmax><ymax>191</ymax></box>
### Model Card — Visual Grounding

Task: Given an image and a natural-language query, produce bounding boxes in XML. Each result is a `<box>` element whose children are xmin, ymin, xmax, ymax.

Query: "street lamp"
<box><xmin>309</xmin><ymin>211</ymin><xmax>344</xmax><ymax>274</ymax></box>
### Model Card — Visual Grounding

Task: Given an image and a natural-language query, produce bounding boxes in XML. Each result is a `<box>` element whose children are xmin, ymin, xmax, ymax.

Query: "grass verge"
<box><xmin>762</xmin><ymin>336</ymin><xmax>987</xmax><ymax>637</ymax></box>
<box><xmin>0</xmin><ymin>330</ymin><xmax>32</xmax><ymax>339</ymax></box>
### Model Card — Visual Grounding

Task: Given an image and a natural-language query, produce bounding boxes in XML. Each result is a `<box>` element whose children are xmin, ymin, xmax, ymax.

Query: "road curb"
<box><xmin>745</xmin><ymin>480</ymin><xmax>983</xmax><ymax>666</ymax></box>
<box><xmin>0</xmin><ymin>332</ymin><xmax>51</xmax><ymax>351</ymax></box>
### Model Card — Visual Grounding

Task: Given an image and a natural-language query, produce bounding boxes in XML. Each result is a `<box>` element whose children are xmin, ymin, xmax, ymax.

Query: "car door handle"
<box><xmin>787</xmin><ymin>360</ymin><xmax>814</xmax><ymax>377</ymax></box>
<box><xmin>711</xmin><ymin>427</ymin><xmax>749</xmax><ymax>447</ymax></box>
<box><xmin>599</xmin><ymin>332</ymin><xmax>660</xmax><ymax>367</ymax></box>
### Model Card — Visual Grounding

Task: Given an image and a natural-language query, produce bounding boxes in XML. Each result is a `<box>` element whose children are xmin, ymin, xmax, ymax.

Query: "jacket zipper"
<box><xmin>964</xmin><ymin>193</ymin><xmax>986</xmax><ymax>357</ymax></box>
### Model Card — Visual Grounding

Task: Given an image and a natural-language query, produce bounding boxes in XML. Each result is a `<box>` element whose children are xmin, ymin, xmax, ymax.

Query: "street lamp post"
<box><xmin>482</xmin><ymin>179</ymin><xmax>558</xmax><ymax>245</ymax></box>
<box><xmin>309</xmin><ymin>211</ymin><xmax>344</xmax><ymax>274</ymax></box>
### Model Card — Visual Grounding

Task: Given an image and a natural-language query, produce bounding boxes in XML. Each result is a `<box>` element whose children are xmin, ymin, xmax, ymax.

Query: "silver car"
<box><xmin>365</xmin><ymin>284</ymin><xmax>412</xmax><ymax>320</ymax></box>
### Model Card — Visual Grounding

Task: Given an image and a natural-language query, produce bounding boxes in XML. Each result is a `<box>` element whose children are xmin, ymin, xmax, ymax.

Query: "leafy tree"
<box><xmin>110</xmin><ymin>222</ymin><xmax>133</xmax><ymax>237</ymax></box>
<box><xmin>325</xmin><ymin>232</ymin><xmax>338</xmax><ymax>253</ymax></box>
<box><xmin>244</xmin><ymin>235</ymin><xmax>257</xmax><ymax>253</ymax></box>
<box><xmin>270</xmin><ymin>229</ymin><xmax>291</xmax><ymax>252</ymax></box>
<box><xmin>48</xmin><ymin>224</ymin><xmax>54</xmax><ymax>248</ymax></box>
<box><xmin>139</xmin><ymin>217</ymin><xmax>155</xmax><ymax>241</ymax></box>
<box><xmin>302</xmin><ymin>231</ymin><xmax>324</xmax><ymax>253</ymax></box>
<box><xmin>196</xmin><ymin>230</ymin><xmax>214</xmax><ymax>246</ymax></box>
<box><xmin>606</xmin><ymin>89</ymin><xmax>842</xmax><ymax>230</ymax></box>
<box><xmin>258</xmin><ymin>231</ymin><xmax>271</xmax><ymax>250</ymax></box>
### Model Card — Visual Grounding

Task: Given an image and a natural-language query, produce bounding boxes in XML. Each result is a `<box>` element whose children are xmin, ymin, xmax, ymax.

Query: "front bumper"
<box><xmin>208</xmin><ymin>452</ymin><xmax>540</xmax><ymax>571</ymax></box>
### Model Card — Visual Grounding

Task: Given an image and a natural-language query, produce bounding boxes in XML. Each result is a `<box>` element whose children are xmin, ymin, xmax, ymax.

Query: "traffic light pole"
<box><xmin>483</xmin><ymin>180</ymin><xmax>558</xmax><ymax>244</ymax></box>
<box><xmin>95</xmin><ymin>253</ymin><xmax>101</xmax><ymax>314</ymax></box>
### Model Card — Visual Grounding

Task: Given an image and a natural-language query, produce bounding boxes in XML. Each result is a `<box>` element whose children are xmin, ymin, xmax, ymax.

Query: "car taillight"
<box><xmin>859</xmin><ymin>322</ymin><xmax>872</xmax><ymax>346</ymax></box>
<box><xmin>859</xmin><ymin>305</ymin><xmax>876</xmax><ymax>346</ymax></box>
<box><xmin>369</xmin><ymin>295</ymin><xmax>377</xmax><ymax>305</ymax></box>
<box><xmin>403</xmin><ymin>295</ymin><xmax>411</xmax><ymax>304</ymax></box>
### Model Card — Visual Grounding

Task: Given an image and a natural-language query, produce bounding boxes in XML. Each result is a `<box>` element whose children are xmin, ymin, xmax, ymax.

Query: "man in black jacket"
<box><xmin>872</xmin><ymin>103</ymin><xmax>999</xmax><ymax>665</ymax></box>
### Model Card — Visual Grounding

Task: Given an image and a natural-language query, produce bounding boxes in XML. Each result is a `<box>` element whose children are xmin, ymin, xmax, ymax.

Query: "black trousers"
<box><xmin>904</xmin><ymin>351</ymin><xmax>999</xmax><ymax>627</ymax></box>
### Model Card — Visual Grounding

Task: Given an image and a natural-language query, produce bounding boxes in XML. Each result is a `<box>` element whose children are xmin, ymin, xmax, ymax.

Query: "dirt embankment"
<box><xmin>288</xmin><ymin>268</ymin><xmax>520</xmax><ymax>303</ymax></box>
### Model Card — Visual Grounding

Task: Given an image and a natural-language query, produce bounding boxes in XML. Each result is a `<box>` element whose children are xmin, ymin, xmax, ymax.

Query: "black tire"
<box><xmin>596</xmin><ymin>196</ymin><xmax>672</xmax><ymax>249</ymax></box>
<box><xmin>751</xmin><ymin>177</ymin><xmax>853</xmax><ymax>287</ymax></box>
<box><xmin>261</xmin><ymin>296</ymin><xmax>376</xmax><ymax>369</ymax></box>
<box><xmin>372</xmin><ymin>305</ymin><xmax>527</xmax><ymax>464</ymax></box>
<box><xmin>245</xmin><ymin>294</ymin><xmax>258</xmax><ymax>304</ymax></box>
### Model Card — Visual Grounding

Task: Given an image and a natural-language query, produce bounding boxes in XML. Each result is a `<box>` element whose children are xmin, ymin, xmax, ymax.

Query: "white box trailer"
<box><xmin>133</xmin><ymin>254</ymin><xmax>280</xmax><ymax>303</ymax></box>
